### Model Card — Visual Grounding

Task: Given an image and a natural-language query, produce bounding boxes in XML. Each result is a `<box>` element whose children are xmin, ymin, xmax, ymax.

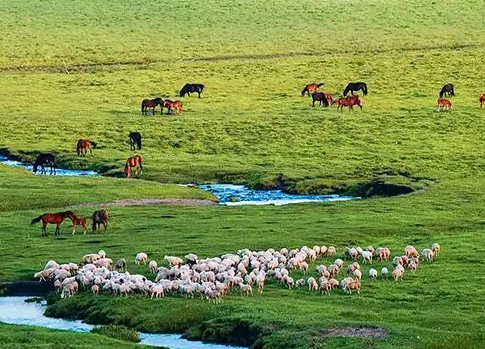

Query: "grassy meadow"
<box><xmin>1</xmin><ymin>0</ymin><xmax>485</xmax><ymax>348</ymax></box>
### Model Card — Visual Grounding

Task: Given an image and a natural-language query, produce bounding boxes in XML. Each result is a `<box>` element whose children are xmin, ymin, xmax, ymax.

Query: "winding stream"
<box><xmin>0</xmin><ymin>297</ymin><xmax>245</xmax><ymax>349</ymax></box>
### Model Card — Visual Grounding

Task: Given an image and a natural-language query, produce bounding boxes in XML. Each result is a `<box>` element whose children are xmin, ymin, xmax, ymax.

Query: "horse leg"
<box><xmin>42</xmin><ymin>221</ymin><xmax>47</xmax><ymax>237</ymax></box>
<box><xmin>312</xmin><ymin>100</ymin><xmax>315</xmax><ymax>107</ymax></box>
<box><xmin>55</xmin><ymin>223</ymin><xmax>60</xmax><ymax>236</ymax></box>
<box><xmin>103</xmin><ymin>221</ymin><xmax>108</xmax><ymax>232</ymax></box>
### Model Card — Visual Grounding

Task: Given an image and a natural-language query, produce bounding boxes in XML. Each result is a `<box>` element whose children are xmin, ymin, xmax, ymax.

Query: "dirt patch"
<box><xmin>66</xmin><ymin>198</ymin><xmax>218</xmax><ymax>208</ymax></box>
<box><xmin>321</xmin><ymin>327</ymin><xmax>389</xmax><ymax>339</ymax></box>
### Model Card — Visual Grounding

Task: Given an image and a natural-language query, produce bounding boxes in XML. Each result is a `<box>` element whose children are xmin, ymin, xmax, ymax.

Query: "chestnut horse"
<box><xmin>31</xmin><ymin>211</ymin><xmax>76</xmax><ymax>237</ymax></box>
<box><xmin>141</xmin><ymin>97</ymin><xmax>163</xmax><ymax>115</ymax></box>
<box><xmin>76</xmin><ymin>139</ymin><xmax>97</xmax><ymax>157</ymax></box>
<box><xmin>124</xmin><ymin>154</ymin><xmax>143</xmax><ymax>177</ymax></box>
<box><xmin>437</xmin><ymin>98</ymin><xmax>452</xmax><ymax>111</ymax></box>
<box><xmin>301</xmin><ymin>83</ymin><xmax>324</xmax><ymax>96</ymax></box>
<box><xmin>479</xmin><ymin>94</ymin><xmax>485</xmax><ymax>108</ymax></box>
<box><xmin>162</xmin><ymin>100</ymin><xmax>183</xmax><ymax>115</ymax></box>
<box><xmin>71</xmin><ymin>215</ymin><xmax>87</xmax><ymax>235</ymax></box>
<box><xmin>33</xmin><ymin>153</ymin><xmax>57</xmax><ymax>175</ymax></box>
<box><xmin>336</xmin><ymin>95</ymin><xmax>363</xmax><ymax>111</ymax></box>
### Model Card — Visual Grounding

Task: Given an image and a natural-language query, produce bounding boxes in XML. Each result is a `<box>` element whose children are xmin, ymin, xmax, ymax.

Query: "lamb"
<box><xmin>352</xmin><ymin>269</ymin><xmax>362</xmax><ymax>280</ymax></box>
<box><xmin>431</xmin><ymin>243</ymin><xmax>440</xmax><ymax>256</ymax></box>
<box><xmin>91</xmin><ymin>284</ymin><xmax>100</xmax><ymax>295</ymax></box>
<box><xmin>345</xmin><ymin>247</ymin><xmax>359</xmax><ymax>260</ymax></box>
<box><xmin>307</xmin><ymin>277</ymin><xmax>318</xmax><ymax>291</ymax></box>
<box><xmin>81</xmin><ymin>253</ymin><xmax>100</xmax><ymax>265</ymax></box>
<box><xmin>115</xmin><ymin>258</ymin><xmax>127</xmax><ymax>272</ymax></box>
<box><xmin>344</xmin><ymin>280</ymin><xmax>361</xmax><ymax>294</ymax></box>
<box><xmin>164</xmin><ymin>255</ymin><xmax>184</xmax><ymax>267</ymax></box>
<box><xmin>404</xmin><ymin>245</ymin><xmax>419</xmax><ymax>258</ymax></box>
<box><xmin>327</xmin><ymin>246</ymin><xmax>336</xmax><ymax>255</ymax></box>
<box><xmin>381</xmin><ymin>267</ymin><xmax>389</xmax><ymax>278</ymax></box>
<box><xmin>135</xmin><ymin>252</ymin><xmax>148</xmax><ymax>265</ymax></box>
<box><xmin>295</xmin><ymin>278</ymin><xmax>305</xmax><ymax>288</ymax></box>
<box><xmin>361</xmin><ymin>251</ymin><xmax>373</xmax><ymax>264</ymax></box>
<box><xmin>34</xmin><ymin>268</ymin><xmax>55</xmax><ymax>282</ymax></box>
<box><xmin>149</xmin><ymin>260</ymin><xmax>158</xmax><ymax>273</ymax></box>
<box><xmin>299</xmin><ymin>261</ymin><xmax>309</xmax><ymax>275</ymax></box>
<box><xmin>286</xmin><ymin>276</ymin><xmax>294</xmax><ymax>289</ymax></box>
<box><xmin>392</xmin><ymin>266</ymin><xmax>404</xmax><ymax>281</ymax></box>
<box><xmin>320</xmin><ymin>280</ymin><xmax>332</xmax><ymax>295</ymax></box>
<box><xmin>239</xmin><ymin>283</ymin><xmax>253</xmax><ymax>296</ymax></box>
<box><xmin>98</xmin><ymin>250</ymin><xmax>106</xmax><ymax>259</ymax></box>
<box><xmin>93</xmin><ymin>258</ymin><xmax>113</xmax><ymax>269</ymax></box>
<box><xmin>421</xmin><ymin>249</ymin><xmax>434</xmax><ymax>262</ymax></box>
<box><xmin>369</xmin><ymin>269</ymin><xmax>378</xmax><ymax>279</ymax></box>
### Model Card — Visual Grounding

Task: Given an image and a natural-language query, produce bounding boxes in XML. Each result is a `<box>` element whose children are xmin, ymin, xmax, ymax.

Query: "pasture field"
<box><xmin>1</xmin><ymin>0</ymin><xmax>485</xmax><ymax>348</ymax></box>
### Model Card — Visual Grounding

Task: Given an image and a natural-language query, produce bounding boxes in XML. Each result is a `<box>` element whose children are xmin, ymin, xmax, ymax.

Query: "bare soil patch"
<box><xmin>321</xmin><ymin>327</ymin><xmax>389</xmax><ymax>339</ymax></box>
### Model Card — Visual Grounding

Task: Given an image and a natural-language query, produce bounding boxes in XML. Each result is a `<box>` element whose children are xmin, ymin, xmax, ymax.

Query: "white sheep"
<box><xmin>431</xmin><ymin>243</ymin><xmax>440</xmax><ymax>256</ymax></box>
<box><xmin>98</xmin><ymin>250</ymin><xmax>106</xmax><ymax>259</ymax></box>
<box><xmin>149</xmin><ymin>260</ymin><xmax>158</xmax><ymax>273</ymax></box>
<box><xmin>164</xmin><ymin>255</ymin><xmax>183</xmax><ymax>267</ymax></box>
<box><xmin>307</xmin><ymin>277</ymin><xmax>318</xmax><ymax>291</ymax></box>
<box><xmin>369</xmin><ymin>269</ymin><xmax>377</xmax><ymax>279</ymax></box>
<box><xmin>361</xmin><ymin>251</ymin><xmax>373</xmax><ymax>264</ymax></box>
<box><xmin>404</xmin><ymin>245</ymin><xmax>419</xmax><ymax>258</ymax></box>
<box><xmin>381</xmin><ymin>267</ymin><xmax>389</xmax><ymax>278</ymax></box>
<box><xmin>135</xmin><ymin>252</ymin><xmax>148</xmax><ymax>265</ymax></box>
<box><xmin>421</xmin><ymin>249</ymin><xmax>434</xmax><ymax>262</ymax></box>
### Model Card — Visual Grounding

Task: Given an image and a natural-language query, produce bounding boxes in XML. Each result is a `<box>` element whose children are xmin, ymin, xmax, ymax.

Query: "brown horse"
<box><xmin>31</xmin><ymin>211</ymin><xmax>76</xmax><ymax>237</ymax></box>
<box><xmin>124</xmin><ymin>154</ymin><xmax>143</xmax><ymax>178</ymax></box>
<box><xmin>301</xmin><ymin>83</ymin><xmax>324</xmax><ymax>96</ymax></box>
<box><xmin>437</xmin><ymin>98</ymin><xmax>452</xmax><ymax>111</ymax></box>
<box><xmin>324</xmin><ymin>93</ymin><xmax>334</xmax><ymax>105</ymax></box>
<box><xmin>479</xmin><ymin>94</ymin><xmax>485</xmax><ymax>108</ymax></box>
<box><xmin>92</xmin><ymin>210</ymin><xmax>109</xmax><ymax>233</ymax></box>
<box><xmin>71</xmin><ymin>215</ymin><xmax>88</xmax><ymax>235</ymax></box>
<box><xmin>336</xmin><ymin>95</ymin><xmax>363</xmax><ymax>111</ymax></box>
<box><xmin>162</xmin><ymin>100</ymin><xmax>183</xmax><ymax>115</ymax></box>
<box><xmin>76</xmin><ymin>139</ymin><xmax>97</xmax><ymax>157</ymax></box>
<box><xmin>141</xmin><ymin>97</ymin><xmax>163</xmax><ymax>115</ymax></box>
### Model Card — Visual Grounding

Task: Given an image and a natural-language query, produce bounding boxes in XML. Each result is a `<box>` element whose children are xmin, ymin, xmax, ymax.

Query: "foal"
<box><xmin>76</xmin><ymin>139</ymin><xmax>97</xmax><ymax>157</ymax></box>
<box><xmin>124</xmin><ymin>154</ymin><xmax>143</xmax><ymax>177</ymax></box>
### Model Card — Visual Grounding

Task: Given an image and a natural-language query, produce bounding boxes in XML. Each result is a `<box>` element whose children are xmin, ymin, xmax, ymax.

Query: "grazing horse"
<box><xmin>343</xmin><ymin>82</ymin><xmax>368</xmax><ymax>96</ymax></box>
<box><xmin>92</xmin><ymin>210</ymin><xmax>109</xmax><ymax>233</ymax></box>
<box><xmin>124</xmin><ymin>154</ymin><xmax>143</xmax><ymax>178</ymax></box>
<box><xmin>31</xmin><ymin>211</ymin><xmax>76</xmax><ymax>237</ymax></box>
<box><xmin>336</xmin><ymin>95</ymin><xmax>363</xmax><ymax>111</ymax></box>
<box><xmin>33</xmin><ymin>153</ymin><xmax>57</xmax><ymax>175</ymax></box>
<box><xmin>76</xmin><ymin>139</ymin><xmax>97</xmax><ymax>157</ymax></box>
<box><xmin>439</xmin><ymin>84</ymin><xmax>454</xmax><ymax>98</ymax></box>
<box><xmin>71</xmin><ymin>215</ymin><xmax>87</xmax><ymax>235</ymax></box>
<box><xmin>162</xmin><ymin>100</ymin><xmax>183</xmax><ymax>115</ymax></box>
<box><xmin>301</xmin><ymin>83</ymin><xmax>324</xmax><ymax>97</ymax></box>
<box><xmin>324</xmin><ymin>92</ymin><xmax>334</xmax><ymax>105</ymax></box>
<box><xmin>480</xmin><ymin>94</ymin><xmax>485</xmax><ymax>108</ymax></box>
<box><xmin>129</xmin><ymin>132</ymin><xmax>142</xmax><ymax>150</ymax></box>
<box><xmin>141</xmin><ymin>97</ymin><xmax>163</xmax><ymax>115</ymax></box>
<box><xmin>180</xmin><ymin>83</ymin><xmax>205</xmax><ymax>98</ymax></box>
<box><xmin>311</xmin><ymin>92</ymin><xmax>329</xmax><ymax>107</ymax></box>
<box><xmin>437</xmin><ymin>98</ymin><xmax>452</xmax><ymax>111</ymax></box>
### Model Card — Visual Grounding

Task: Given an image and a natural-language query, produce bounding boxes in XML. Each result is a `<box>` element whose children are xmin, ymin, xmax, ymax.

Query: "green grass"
<box><xmin>1</xmin><ymin>0</ymin><xmax>485</xmax><ymax>348</ymax></box>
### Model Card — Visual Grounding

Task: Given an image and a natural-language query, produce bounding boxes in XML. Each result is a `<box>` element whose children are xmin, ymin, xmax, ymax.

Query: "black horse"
<box><xmin>439</xmin><ymin>84</ymin><xmax>455</xmax><ymax>98</ymax></box>
<box><xmin>343</xmin><ymin>82</ymin><xmax>368</xmax><ymax>96</ymax></box>
<box><xmin>141</xmin><ymin>97</ymin><xmax>163</xmax><ymax>115</ymax></box>
<box><xmin>92</xmin><ymin>209</ymin><xmax>109</xmax><ymax>233</ymax></box>
<box><xmin>129</xmin><ymin>132</ymin><xmax>142</xmax><ymax>151</ymax></box>
<box><xmin>312</xmin><ymin>92</ymin><xmax>329</xmax><ymax>107</ymax></box>
<box><xmin>180</xmin><ymin>83</ymin><xmax>205</xmax><ymax>98</ymax></box>
<box><xmin>33</xmin><ymin>153</ymin><xmax>57</xmax><ymax>175</ymax></box>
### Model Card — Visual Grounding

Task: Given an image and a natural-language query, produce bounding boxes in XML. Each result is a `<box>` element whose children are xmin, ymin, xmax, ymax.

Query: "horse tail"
<box><xmin>91</xmin><ymin>141</ymin><xmax>97</xmax><ymax>148</ymax></box>
<box><xmin>362</xmin><ymin>83</ymin><xmax>368</xmax><ymax>96</ymax></box>
<box><xmin>31</xmin><ymin>215</ymin><xmax>43</xmax><ymax>224</ymax></box>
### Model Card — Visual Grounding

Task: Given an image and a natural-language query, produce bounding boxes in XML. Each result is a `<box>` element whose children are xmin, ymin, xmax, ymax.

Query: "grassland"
<box><xmin>1</xmin><ymin>0</ymin><xmax>485</xmax><ymax>348</ymax></box>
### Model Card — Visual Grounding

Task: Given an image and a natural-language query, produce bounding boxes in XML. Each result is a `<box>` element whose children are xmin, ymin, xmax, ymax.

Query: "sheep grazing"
<box><xmin>320</xmin><ymin>280</ymin><xmax>332</xmax><ymax>295</ymax></box>
<box><xmin>299</xmin><ymin>261</ymin><xmax>309</xmax><ymax>274</ymax></box>
<box><xmin>431</xmin><ymin>243</ymin><xmax>440</xmax><ymax>256</ymax></box>
<box><xmin>421</xmin><ymin>248</ymin><xmax>434</xmax><ymax>262</ymax></box>
<box><xmin>81</xmin><ymin>253</ymin><xmax>100</xmax><ymax>265</ymax></box>
<box><xmin>327</xmin><ymin>246</ymin><xmax>336</xmax><ymax>255</ymax></box>
<box><xmin>164</xmin><ymin>255</ymin><xmax>183</xmax><ymax>267</ymax></box>
<box><xmin>320</xmin><ymin>246</ymin><xmax>328</xmax><ymax>256</ymax></box>
<box><xmin>239</xmin><ymin>283</ymin><xmax>253</xmax><ymax>296</ymax></box>
<box><xmin>91</xmin><ymin>284</ymin><xmax>100</xmax><ymax>295</ymax></box>
<box><xmin>366</xmin><ymin>246</ymin><xmax>375</xmax><ymax>254</ymax></box>
<box><xmin>295</xmin><ymin>278</ymin><xmax>305</xmax><ymax>288</ymax></box>
<box><xmin>381</xmin><ymin>267</ymin><xmax>389</xmax><ymax>278</ymax></box>
<box><xmin>352</xmin><ymin>269</ymin><xmax>362</xmax><ymax>280</ymax></box>
<box><xmin>93</xmin><ymin>258</ymin><xmax>113</xmax><ymax>269</ymax></box>
<box><xmin>404</xmin><ymin>245</ymin><xmax>419</xmax><ymax>258</ymax></box>
<box><xmin>345</xmin><ymin>247</ymin><xmax>359</xmax><ymax>260</ymax></box>
<box><xmin>369</xmin><ymin>269</ymin><xmax>378</xmax><ymax>279</ymax></box>
<box><xmin>149</xmin><ymin>260</ymin><xmax>158</xmax><ymax>273</ymax></box>
<box><xmin>185</xmin><ymin>253</ymin><xmax>199</xmax><ymax>265</ymax></box>
<box><xmin>361</xmin><ymin>251</ymin><xmax>373</xmax><ymax>264</ymax></box>
<box><xmin>392</xmin><ymin>266</ymin><xmax>404</xmax><ymax>281</ymax></box>
<box><xmin>344</xmin><ymin>280</ymin><xmax>361</xmax><ymax>294</ymax></box>
<box><xmin>286</xmin><ymin>276</ymin><xmax>294</xmax><ymax>289</ymax></box>
<box><xmin>334</xmin><ymin>259</ymin><xmax>344</xmax><ymax>268</ymax></box>
<box><xmin>408</xmin><ymin>259</ymin><xmax>418</xmax><ymax>273</ymax></box>
<box><xmin>115</xmin><ymin>258</ymin><xmax>127</xmax><ymax>272</ymax></box>
<box><xmin>98</xmin><ymin>250</ymin><xmax>106</xmax><ymax>259</ymax></box>
<box><xmin>307</xmin><ymin>277</ymin><xmax>318</xmax><ymax>291</ymax></box>
<box><xmin>135</xmin><ymin>252</ymin><xmax>148</xmax><ymax>265</ymax></box>
<box><xmin>44</xmin><ymin>260</ymin><xmax>59</xmax><ymax>270</ymax></box>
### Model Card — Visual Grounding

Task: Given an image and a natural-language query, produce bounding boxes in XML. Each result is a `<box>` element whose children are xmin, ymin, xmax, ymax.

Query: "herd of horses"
<box><xmin>141</xmin><ymin>83</ymin><xmax>204</xmax><ymax>116</ymax></box>
<box><xmin>31</xmin><ymin>209</ymin><xmax>109</xmax><ymax>237</ymax></box>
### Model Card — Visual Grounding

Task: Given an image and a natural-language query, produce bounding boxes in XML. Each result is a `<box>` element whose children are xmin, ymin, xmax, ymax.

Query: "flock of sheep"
<box><xmin>34</xmin><ymin>243</ymin><xmax>440</xmax><ymax>302</ymax></box>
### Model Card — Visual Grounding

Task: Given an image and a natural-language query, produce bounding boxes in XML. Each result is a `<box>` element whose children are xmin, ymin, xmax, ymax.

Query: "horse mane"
<box><xmin>343</xmin><ymin>83</ymin><xmax>352</xmax><ymax>96</ymax></box>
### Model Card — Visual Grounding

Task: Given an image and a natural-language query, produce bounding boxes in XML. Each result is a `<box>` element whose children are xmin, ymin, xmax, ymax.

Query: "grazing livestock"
<box><xmin>162</xmin><ymin>100</ymin><xmax>183</xmax><ymax>115</ymax></box>
<box><xmin>31</xmin><ymin>211</ymin><xmax>76</xmax><ymax>237</ymax></box>
<box><xmin>180</xmin><ymin>83</ymin><xmax>205</xmax><ymax>98</ymax></box>
<box><xmin>141</xmin><ymin>97</ymin><xmax>163</xmax><ymax>115</ymax></box>
<box><xmin>343</xmin><ymin>82</ymin><xmax>368</xmax><ymax>96</ymax></box>
<box><xmin>92</xmin><ymin>210</ymin><xmax>109</xmax><ymax>233</ymax></box>
<box><xmin>439</xmin><ymin>84</ymin><xmax>454</xmax><ymax>98</ymax></box>
<box><xmin>71</xmin><ymin>215</ymin><xmax>87</xmax><ymax>235</ymax></box>
<box><xmin>437</xmin><ymin>98</ymin><xmax>452</xmax><ymax>111</ymax></box>
<box><xmin>128</xmin><ymin>132</ymin><xmax>142</xmax><ymax>151</ymax></box>
<box><xmin>311</xmin><ymin>92</ymin><xmax>329</xmax><ymax>107</ymax></box>
<box><xmin>33</xmin><ymin>153</ymin><xmax>57</xmax><ymax>175</ymax></box>
<box><xmin>480</xmin><ymin>94</ymin><xmax>485</xmax><ymax>108</ymax></box>
<box><xmin>301</xmin><ymin>83</ymin><xmax>324</xmax><ymax>96</ymax></box>
<box><xmin>76</xmin><ymin>139</ymin><xmax>97</xmax><ymax>157</ymax></box>
<box><xmin>124</xmin><ymin>154</ymin><xmax>143</xmax><ymax>178</ymax></box>
<box><xmin>336</xmin><ymin>95</ymin><xmax>363</xmax><ymax>111</ymax></box>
